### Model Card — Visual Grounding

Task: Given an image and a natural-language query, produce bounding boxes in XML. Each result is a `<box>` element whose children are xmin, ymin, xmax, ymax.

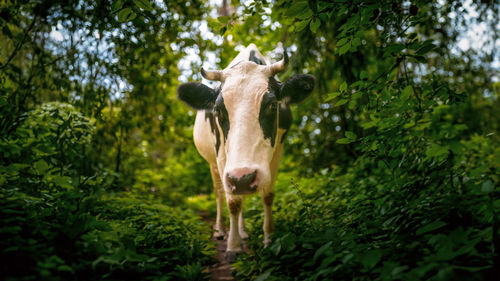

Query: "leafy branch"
<box><xmin>0</xmin><ymin>14</ymin><xmax>38</xmax><ymax>71</ymax></box>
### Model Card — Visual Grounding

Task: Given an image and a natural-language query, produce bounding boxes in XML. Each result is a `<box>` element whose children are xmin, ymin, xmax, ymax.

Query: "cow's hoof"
<box><xmin>263</xmin><ymin>238</ymin><xmax>271</xmax><ymax>248</ymax></box>
<box><xmin>239</xmin><ymin>230</ymin><xmax>249</xmax><ymax>240</ymax></box>
<box><xmin>225</xmin><ymin>251</ymin><xmax>243</xmax><ymax>263</ymax></box>
<box><xmin>213</xmin><ymin>231</ymin><xmax>225</xmax><ymax>240</ymax></box>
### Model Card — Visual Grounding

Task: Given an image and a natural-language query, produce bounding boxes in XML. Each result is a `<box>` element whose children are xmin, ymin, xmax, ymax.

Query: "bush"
<box><xmin>0</xmin><ymin>188</ymin><xmax>215</xmax><ymax>281</ymax></box>
<box><xmin>1</xmin><ymin>102</ymin><xmax>97</xmax><ymax>193</ymax></box>
<box><xmin>0</xmin><ymin>102</ymin><xmax>215</xmax><ymax>280</ymax></box>
<box><xmin>234</xmin><ymin>145</ymin><xmax>498</xmax><ymax>281</ymax></box>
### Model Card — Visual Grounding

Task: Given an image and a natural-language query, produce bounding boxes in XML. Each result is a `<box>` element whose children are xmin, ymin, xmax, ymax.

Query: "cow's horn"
<box><xmin>200</xmin><ymin>67</ymin><xmax>223</xmax><ymax>81</ymax></box>
<box><xmin>269</xmin><ymin>50</ymin><xmax>289</xmax><ymax>76</ymax></box>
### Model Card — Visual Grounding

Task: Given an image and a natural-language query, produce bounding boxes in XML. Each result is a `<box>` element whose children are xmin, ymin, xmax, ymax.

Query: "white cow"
<box><xmin>177</xmin><ymin>44</ymin><xmax>314</xmax><ymax>262</ymax></box>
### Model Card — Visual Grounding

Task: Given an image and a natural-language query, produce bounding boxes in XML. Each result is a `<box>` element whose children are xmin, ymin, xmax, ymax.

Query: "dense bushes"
<box><xmin>1</xmin><ymin>102</ymin><xmax>96</xmax><ymax>191</ymax></box>
<box><xmin>0</xmin><ymin>102</ymin><xmax>214</xmax><ymax>280</ymax></box>
<box><xmin>234</xmin><ymin>161</ymin><xmax>497</xmax><ymax>280</ymax></box>
<box><xmin>0</xmin><ymin>189</ymin><xmax>214</xmax><ymax>280</ymax></box>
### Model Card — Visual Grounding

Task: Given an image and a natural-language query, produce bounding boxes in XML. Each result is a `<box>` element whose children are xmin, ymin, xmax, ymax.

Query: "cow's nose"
<box><xmin>226</xmin><ymin>168</ymin><xmax>258</xmax><ymax>194</ymax></box>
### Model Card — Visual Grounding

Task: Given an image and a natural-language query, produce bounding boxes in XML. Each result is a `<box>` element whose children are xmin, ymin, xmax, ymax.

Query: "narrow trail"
<box><xmin>207</xmin><ymin>234</ymin><xmax>234</xmax><ymax>281</ymax></box>
<box><xmin>198</xmin><ymin>211</ymin><xmax>233</xmax><ymax>281</ymax></box>
<box><xmin>199</xmin><ymin>211</ymin><xmax>250</xmax><ymax>281</ymax></box>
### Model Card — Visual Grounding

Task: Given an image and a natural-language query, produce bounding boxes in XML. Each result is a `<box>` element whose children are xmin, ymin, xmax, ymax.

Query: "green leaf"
<box><xmin>6</xmin><ymin>163</ymin><xmax>30</xmax><ymax>173</ymax></box>
<box><xmin>269</xmin><ymin>241</ymin><xmax>281</xmax><ymax>256</ymax></box>
<box><xmin>295</xmin><ymin>20</ymin><xmax>310</xmax><ymax>32</ymax></box>
<box><xmin>391</xmin><ymin>265</ymin><xmax>409</xmax><ymax>276</ymax></box>
<box><xmin>314</xmin><ymin>241</ymin><xmax>332</xmax><ymax>261</ymax></box>
<box><xmin>255</xmin><ymin>270</ymin><xmax>272</xmax><ymax>281</ymax></box>
<box><xmin>325</xmin><ymin>92</ymin><xmax>341</xmax><ymax>101</ymax></box>
<box><xmin>339</xmin><ymin>81</ymin><xmax>348</xmax><ymax>92</ymax></box>
<box><xmin>310</xmin><ymin>18</ymin><xmax>321</xmax><ymax>33</ymax></box>
<box><xmin>285</xmin><ymin>1</ymin><xmax>309</xmax><ymax>18</ymax></box>
<box><xmin>112</xmin><ymin>0</ymin><xmax>124</xmax><ymax>12</ymax></box>
<box><xmin>338</xmin><ymin>42</ymin><xmax>351</xmax><ymax>55</ymax></box>
<box><xmin>57</xmin><ymin>265</ymin><xmax>74</xmax><ymax>273</ymax></box>
<box><xmin>34</xmin><ymin>159</ymin><xmax>49</xmax><ymax>174</ymax></box>
<box><xmin>416</xmin><ymin>220</ymin><xmax>447</xmax><ymax>235</ymax></box>
<box><xmin>280</xmin><ymin>233</ymin><xmax>297</xmax><ymax>252</ymax></box>
<box><xmin>318</xmin><ymin>12</ymin><xmax>328</xmax><ymax>22</ymax></box>
<box><xmin>118</xmin><ymin>8</ymin><xmax>136</xmax><ymax>22</ymax></box>
<box><xmin>384</xmin><ymin>43</ymin><xmax>405</xmax><ymax>56</ymax></box>
<box><xmin>361</xmin><ymin>120</ymin><xmax>377</xmax><ymax>129</ymax></box>
<box><xmin>401</xmin><ymin>85</ymin><xmax>412</xmax><ymax>100</ymax></box>
<box><xmin>336</xmin><ymin>37</ymin><xmax>349</xmax><ymax>46</ymax></box>
<box><xmin>352</xmin><ymin>37</ymin><xmax>361</xmax><ymax>48</ymax></box>
<box><xmin>297</xmin><ymin>9</ymin><xmax>314</xmax><ymax>20</ymax></box>
<box><xmin>217</xmin><ymin>16</ymin><xmax>229</xmax><ymax>24</ymax></box>
<box><xmin>342</xmin><ymin>253</ymin><xmax>354</xmax><ymax>263</ymax></box>
<box><xmin>403</xmin><ymin>119</ymin><xmax>415</xmax><ymax>128</ymax></box>
<box><xmin>336</xmin><ymin>138</ymin><xmax>352</xmax><ymax>144</ymax></box>
<box><xmin>360</xmin><ymin>71</ymin><xmax>369</xmax><ymax>79</ymax></box>
<box><xmin>426</xmin><ymin>144</ymin><xmax>449</xmax><ymax>158</ymax></box>
<box><xmin>318</xmin><ymin>1</ymin><xmax>334</xmax><ymax>12</ymax></box>
<box><xmin>361</xmin><ymin>249</ymin><xmax>382</xmax><ymax>269</ymax></box>
<box><xmin>220</xmin><ymin>26</ymin><xmax>227</xmax><ymax>35</ymax></box>
<box><xmin>416</xmin><ymin>43</ymin><xmax>436</xmax><ymax>55</ymax></box>
<box><xmin>335</xmin><ymin>99</ymin><xmax>348</xmax><ymax>106</ymax></box>
<box><xmin>345</xmin><ymin>131</ymin><xmax>357</xmax><ymax>140</ymax></box>
<box><xmin>481</xmin><ymin>181</ymin><xmax>493</xmax><ymax>193</ymax></box>
<box><xmin>352</xmin><ymin>91</ymin><xmax>364</xmax><ymax>99</ymax></box>
<box><xmin>133</xmin><ymin>0</ymin><xmax>153</xmax><ymax>11</ymax></box>
<box><xmin>348</xmin><ymin>99</ymin><xmax>357</xmax><ymax>109</ymax></box>
<box><xmin>414</xmin><ymin>55</ymin><xmax>428</xmax><ymax>63</ymax></box>
<box><xmin>207</xmin><ymin>18</ymin><xmax>224</xmax><ymax>30</ymax></box>
<box><xmin>53</xmin><ymin>175</ymin><xmax>74</xmax><ymax>190</ymax></box>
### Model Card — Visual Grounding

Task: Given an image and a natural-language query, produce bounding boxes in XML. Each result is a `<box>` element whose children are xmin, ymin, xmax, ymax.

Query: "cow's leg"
<box><xmin>238</xmin><ymin>199</ymin><xmax>249</xmax><ymax>239</ymax></box>
<box><xmin>210</xmin><ymin>165</ymin><xmax>225</xmax><ymax>240</ymax></box>
<box><xmin>226</xmin><ymin>194</ymin><xmax>243</xmax><ymax>262</ymax></box>
<box><xmin>262</xmin><ymin>191</ymin><xmax>275</xmax><ymax>247</ymax></box>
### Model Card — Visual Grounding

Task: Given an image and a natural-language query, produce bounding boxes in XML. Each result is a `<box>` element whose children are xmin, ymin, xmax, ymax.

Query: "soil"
<box><xmin>199</xmin><ymin>211</ymin><xmax>250</xmax><ymax>281</ymax></box>
<box><xmin>207</xmin><ymin>235</ymin><xmax>234</xmax><ymax>281</ymax></box>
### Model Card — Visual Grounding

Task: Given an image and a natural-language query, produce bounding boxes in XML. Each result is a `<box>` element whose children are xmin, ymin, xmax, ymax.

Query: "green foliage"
<box><xmin>1</xmin><ymin>0</ymin><xmax>499</xmax><ymax>280</ymax></box>
<box><xmin>0</xmin><ymin>101</ymin><xmax>214</xmax><ymax>280</ymax></box>
<box><xmin>1</xmin><ymin>102</ymin><xmax>97</xmax><ymax>192</ymax></box>
<box><xmin>233</xmin><ymin>167</ymin><xmax>497</xmax><ymax>280</ymax></box>
<box><xmin>0</xmin><ymin>188</ymin><xmax>214</xmax><ymax>280</ymax></box>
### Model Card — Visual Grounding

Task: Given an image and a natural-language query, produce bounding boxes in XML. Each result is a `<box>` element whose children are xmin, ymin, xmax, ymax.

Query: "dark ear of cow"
<box><xmin>280</xmin><ymin>74</ymin><xmax>315</xmax><ymax>104</ymax></box>
<box><xmin>177</xmin><ymin>82</ymin><xmax>218</xmax><ymax>110</ymax></box>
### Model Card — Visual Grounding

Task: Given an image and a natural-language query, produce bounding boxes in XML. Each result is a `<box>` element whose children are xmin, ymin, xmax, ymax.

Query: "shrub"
<box><xmin>0</xmin><ymin>102</ymin><xmax>215</xmax><ymax>280</ymax></box>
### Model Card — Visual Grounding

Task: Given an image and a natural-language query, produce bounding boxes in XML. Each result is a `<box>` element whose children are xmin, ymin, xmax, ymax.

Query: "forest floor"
<box><xmin>199</xmin><ymin>210</ymin><xmax>250</xmax><ymax>281</ymax></box>
<box><xmin>207</xmin><ymin>234</ymin><xmax>234</xmax><ymax>281</ymax></box>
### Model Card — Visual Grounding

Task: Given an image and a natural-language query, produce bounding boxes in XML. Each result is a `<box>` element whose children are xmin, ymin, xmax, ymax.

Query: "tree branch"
<box><xmin>0</xmin><ymin>14</ymin><xmax>38</xmax><ymax>71</ymax></box>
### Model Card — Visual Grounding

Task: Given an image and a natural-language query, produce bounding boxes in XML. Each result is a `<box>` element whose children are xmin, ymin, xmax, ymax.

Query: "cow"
<box><xmin>177</xmin><ymin>44</ymin><xmax>315</xmax><ymax>262</ymax></box>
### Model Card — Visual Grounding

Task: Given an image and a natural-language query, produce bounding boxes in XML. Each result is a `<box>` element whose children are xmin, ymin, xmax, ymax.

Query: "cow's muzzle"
<box><xmin>226</xmin><ymin>168</ymin><xmax>258</xmax><ymax>195</ymax></box>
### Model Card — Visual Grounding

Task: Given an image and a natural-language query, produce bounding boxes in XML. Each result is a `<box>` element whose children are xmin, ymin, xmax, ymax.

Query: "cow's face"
<box><xmin>178</xmin><ymin>54</ymin><xmax>314</xmax><ymax>195</ymax></box>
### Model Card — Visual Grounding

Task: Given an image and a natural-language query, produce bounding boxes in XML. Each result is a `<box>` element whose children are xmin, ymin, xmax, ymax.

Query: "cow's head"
<box><xmin>177</xmin><ymin>50</ymin><xmax>314</xmax><ymax>195</ymax></box>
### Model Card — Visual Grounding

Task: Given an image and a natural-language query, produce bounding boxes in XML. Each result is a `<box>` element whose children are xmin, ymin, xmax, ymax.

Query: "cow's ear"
<box><xmin>280</xmin><ymin>74</ymin><xmax>315</xmax><ymax>104</ymax></box>
<box><xmin>177</xmin><ymin>82</ymin><xmax>218</xmax><ymax>110</ymax></box>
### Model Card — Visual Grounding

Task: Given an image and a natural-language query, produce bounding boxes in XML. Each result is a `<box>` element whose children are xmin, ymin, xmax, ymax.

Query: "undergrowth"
<box><xmin>234</xmin><ymin>164</ymin><xmax>497</xmax><ymax>281</ymax></box>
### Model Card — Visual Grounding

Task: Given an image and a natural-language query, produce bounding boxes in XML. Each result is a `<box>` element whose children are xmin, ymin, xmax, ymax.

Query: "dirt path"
<box><xmin>207</xmin><ymin>235</ymin><xmax>234</xmax><ymax>281</ymax></box>
<box><xmin>199</xmin><ymin>211</ymin><xmax>234</xmax><ymax>281</ymax></box>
